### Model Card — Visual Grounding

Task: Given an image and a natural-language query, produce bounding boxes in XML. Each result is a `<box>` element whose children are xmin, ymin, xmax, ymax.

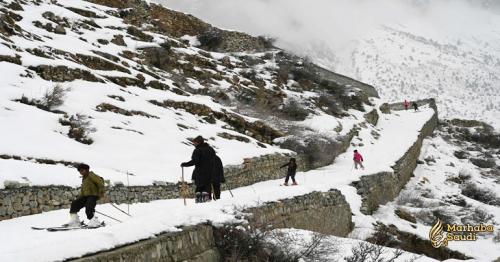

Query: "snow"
<box><xmin>0</xmin><ymin>0</ymin><xmax>298</xmax><ymax>188</ymax></box>
<box><xmin>368</xmin><ymin>134</ymin><xmax>500</xmax><ymax>261</ymax></box>
<box><xmin>0</xmin><ymin>107</ymin><xmax>438</xmax><ymax>262</ymax></box>
<box><xmin>268</xmin><ymin>228</ymin><xmax>438</xmax><ymax>262</ymax></box>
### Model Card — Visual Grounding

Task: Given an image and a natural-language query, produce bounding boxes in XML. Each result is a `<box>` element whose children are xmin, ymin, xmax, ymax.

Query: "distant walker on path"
<box><xmin>413</xmin><ymin>101</ymin><xmax>419</xmax><ymax>112</ymax></box>
<box><xmin>403</xmin><ymin>100</ymin><xmax>410</xmax><ymax>110</ymax></box>
<box><xmin>353</xmin><ymin>150</ymin><xmax>365</xmax><ymax>170</ymax></box>
<box><xmin>280</xmin><ymin>158</ymin><xmax>298</xmax><ymax>186</ymax></box>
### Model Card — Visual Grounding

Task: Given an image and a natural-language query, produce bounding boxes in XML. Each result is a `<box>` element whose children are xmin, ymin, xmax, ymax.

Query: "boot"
<box><xmin>283</xmin><ymin>182</ymin><xmax>289</xmax><ymax>186</ymax></box>
<box><xmin>87</xmin><ymin>216</ymin><xmax>103</xmax><ymax>228</ymax></box>
<box><xmin>292</xmin><ymin>181</ymin><xmax>298</xmax><ymax>186</ymax></box>
<box><xmin>64</xmin><ymin>213</ymin><xmax>81</xmax><ymax>227</ymax></box>
<box><xmin>202</xmin><ymin>192</ymin><xmax>211</xmax><ymax>202</ymax></box>
<box><xmin>195</xmin><ymin>192</ymin><xmax>201</xmax><ymax>203</ymax></box>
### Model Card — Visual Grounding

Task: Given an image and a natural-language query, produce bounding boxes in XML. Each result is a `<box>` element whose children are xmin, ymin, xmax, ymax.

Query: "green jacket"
<box><xmin>80</xmin><ymin>172</ymin><xmax>105</xmax><ymax>197</ymax></box>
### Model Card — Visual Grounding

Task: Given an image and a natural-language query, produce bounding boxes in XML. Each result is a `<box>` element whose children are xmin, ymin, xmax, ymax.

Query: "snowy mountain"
<box><xmin>157</xmin><ymin>0</ymin><xmax>500</xmax><ymax>129</ymax></box>
<box><xmin>0</xmin><ymin>1</ymin><xmax>499</xmax><ymax>261</ymax></box>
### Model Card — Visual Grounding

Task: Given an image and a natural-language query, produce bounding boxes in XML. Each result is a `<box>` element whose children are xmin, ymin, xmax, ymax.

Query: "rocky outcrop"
<box><xmin>352</xmin><ymin>102</ymin><xmax>438</xmax><ymax>214</ymax></box>
<box><xmin>197</xmin><ymin>28</ymin><xmax>273</xmax><ymax>53</ymax></box>
<box><xmin>0</xmin><ymin>54</ymin><xmax>21</xmax><ymax>65</ymax></box>
<box><xmin>244</xmin><ymin>190</ymin><xmax>353</xmax><ymax>237</ymax></box>
<box><xmin>150</xmin><ymin>100</ymin><xmax>284</xmax><ymax>144</ymax></box>
<box><xmin>96</xmin><ymin>103</ymin><xmax>158</xmax><ymax>118</ymax></box>
<box><xmin>70</xmin><ymin>224</ymin><xmax>220</xmax><ymax>262</ymax></box>
<box><xmin>364</xmin><ymin>109</ymin><xmax>379</xmax><ymax>126</ymax></box>
<box><xmin>28</xmin><ymin>65</ymin><xmax>103</xmax><ymax>83</ymax></box>
<box><xmin>91</xmin><ymin>0</ymin><xmax>270</xmax><ymax>53</ymax></box>
<box><xmin>278</xmin><ymin>130</ymin><xmax>355</xmax><ymax>170</ymax></box>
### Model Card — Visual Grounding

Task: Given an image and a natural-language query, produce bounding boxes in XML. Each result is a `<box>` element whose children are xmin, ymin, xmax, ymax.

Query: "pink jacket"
<box><xmin>353</xmin><ymin>152</ymin><xmax>363</xmax><ymax>162</ymax></box>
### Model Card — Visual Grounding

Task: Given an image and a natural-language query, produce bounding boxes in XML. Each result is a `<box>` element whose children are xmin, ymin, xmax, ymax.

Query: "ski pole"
<box><xmin>95</xmin><ymin>210</ymin><xmax>122</xmax><ymax>223</ymax></box>
<box><xmin>126</xmin><ymin>171</ymin><xmax>130</xmax><ymax>215</ymax></box>
<box><xmin>228</xmin><ymin>188</ymin><xmax>234</xmax><ymax>198</ymax></box>
<box><xmin>110</xmin><ymin>203</ymin><xmax>132</xmax><ymax>217</ymax></box>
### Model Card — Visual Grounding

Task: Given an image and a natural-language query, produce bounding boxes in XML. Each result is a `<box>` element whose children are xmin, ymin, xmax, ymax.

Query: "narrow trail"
<box><xmin>0</xmin><ymin>108</ymin><xmax>435</xmax><ymax>262</ymax></box>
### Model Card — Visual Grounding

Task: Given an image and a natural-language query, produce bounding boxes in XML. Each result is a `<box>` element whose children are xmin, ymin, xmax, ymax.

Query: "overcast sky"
<box><xmin>152</xmin><ymin>0</ymin><xmax>499</xmax><ymax>56</ymax></box>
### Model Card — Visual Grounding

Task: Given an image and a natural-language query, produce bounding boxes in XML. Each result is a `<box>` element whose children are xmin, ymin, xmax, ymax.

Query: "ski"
<box><xmin>31</xmin><ymin>222</ymin><xmax>105</xmax><ymax>231</ymax></box>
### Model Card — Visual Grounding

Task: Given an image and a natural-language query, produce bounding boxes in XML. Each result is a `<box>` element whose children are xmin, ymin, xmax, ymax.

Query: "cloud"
<box><xmin>153</xmin><ymin>0</ymin><xmax>497</xmax><ymax>56</ymax></box>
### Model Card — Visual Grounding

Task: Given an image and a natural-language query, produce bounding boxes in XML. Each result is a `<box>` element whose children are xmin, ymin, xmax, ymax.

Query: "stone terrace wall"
<box><xmin>68</xmin><ymin>189</ymin><xmax>353</xmax><ymax>261</ymax></box>
<box><xmin>0</xmin><ymin>153</ymin><xmax>310</xmax><ymax>220</ymax></box>
<box><xmin>353</xmin><ymin>102</ymin><xmax>438</xmax><ymax>214</ymax></box>
<box><xmin>244</xmin><ymin>189</ymin><xmax>353</xmax><ymax>237</ymax></box>
<box><xmin>223</xmin><ymin>153</ymin><xmax>308</xmax><ymax>190</ymax></box>
<box><xmin>69</xmin><ymin>224</ymin><xmax>220</xmax><ymax>262</ymax></box>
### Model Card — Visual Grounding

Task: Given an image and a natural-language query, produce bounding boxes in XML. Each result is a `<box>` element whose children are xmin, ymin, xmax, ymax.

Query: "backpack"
<box><xmin>213</xmin><ymin>155</ymin><xmax>225</xmax><ymax>183</ymax></box>
<box><xmin>93</xmin><ymin>173</ymin><xmax>107</xmax><ymax>194</ymax></box>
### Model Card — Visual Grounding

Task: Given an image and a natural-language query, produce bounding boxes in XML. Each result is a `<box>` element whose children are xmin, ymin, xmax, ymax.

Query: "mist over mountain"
<box><xmin>155</xmin><ymin>0</ymin><xmax>500</xmax><ymax>128</ymax></box>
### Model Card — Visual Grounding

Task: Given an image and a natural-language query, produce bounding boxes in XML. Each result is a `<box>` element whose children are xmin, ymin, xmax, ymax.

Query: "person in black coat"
<box><xmin>181</xmin><ymin>136</ymin><xmax>216</xmax><ymax>203</ymax></box>
<box><xmin>211</xmin><ymin>154</ymin><xmax>225</xmax><ymax>200</ymax></box>
<box><xmin>280</xmin><ymin>158</ymin><xmax>298</xmax><ymax>186</ymax></box>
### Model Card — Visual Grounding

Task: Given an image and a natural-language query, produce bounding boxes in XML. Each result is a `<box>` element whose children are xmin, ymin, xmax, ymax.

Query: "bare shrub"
<box><xmin>316</xmin><ymin>94</ymin><xmax>344</xmax><ymax>116</ymax></box>
<box><xmin>268</xmin><ymin>230</ymin><xmax>334</xmax><ymax>261</ymax></box>
<box><xmin>396</xmin><ymin>191</ymin><xmax>424</xmax><ymax>207</ymax></box>
<box><xmin>461</xmin><ymin>207</ymin><xmax>494</xmax><ymax>224</ymax></box>
<box><xmin>461</xmin><ymin>182</ymin><xmax>500</xmax><ymax>206</ymax></box>
<box><xmin>281</xmin><ymin>98</ymin><xmax>309</xmax><ymax>121</ymax></box>
<box><xmin>59</xmin><ymin>114</ymin><xmax>96</xmax><ymax>144</ymax></box>
<box><xmin>198</xmin><ymin>29</ymin><xmax>222</xmax><ymax>51</ymax></box>
<box><xmin>458</xmin><ymin>169</ymin><xmax>472</xmax><ymax>181</ymax></box>
<box><xmin>345</xmin><ymin>242</ymin><xmax>412</xmax><ymax>262</ymax></box>
<box><xmin>214</xmin><ymin>225</ymin><xmax>293</xmax><ymax>262</ymax></box>
<box><xmin>42</xmin><ymin>84</ymin><xmax>69</xmax><ymax>110</ymax></box>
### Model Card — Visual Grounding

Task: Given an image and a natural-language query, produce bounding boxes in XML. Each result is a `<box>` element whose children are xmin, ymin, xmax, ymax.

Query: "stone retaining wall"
<box><xmin>353</xmin><ymin>100</ymin><xmax>438</xmax><ymax>214</ymax></box>
<box><xmin>244</xmin><ymin>189</ymin><xmax>353</xmax><ymax>237</ymax></box>
<box><xmin>68</xmin><ymin>189</ymin><xmax>353</xmax><ymax>261</ymax></box>
<box><xmin>69</xmin><ymin>224</ymin><xmax>220</xmax><ymax>262</ymax></box>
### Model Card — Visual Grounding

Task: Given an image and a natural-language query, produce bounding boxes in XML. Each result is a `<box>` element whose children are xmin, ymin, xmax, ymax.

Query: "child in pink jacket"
<box><xmin>353</xmin><ymin>150</ymin><xmax>364</xmax><ymax>169</ymax></box>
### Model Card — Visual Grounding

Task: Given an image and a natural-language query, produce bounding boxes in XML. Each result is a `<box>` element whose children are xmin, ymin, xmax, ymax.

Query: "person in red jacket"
<box><xmin>353</xmin><ymin>150</ymin><xmax>364</xmax><ymax>170</ymax></box>
<box><xmin>403</xmin><ymin>100</ymin><xmax>410</xmax><ymax>110</ymax></box>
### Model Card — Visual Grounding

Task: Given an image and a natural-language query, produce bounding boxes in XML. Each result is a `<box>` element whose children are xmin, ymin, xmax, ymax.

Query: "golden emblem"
<box><xmin>429</xmin><ymin>219</ymin><xmax>448</xmax><ymax>248</ymax></box>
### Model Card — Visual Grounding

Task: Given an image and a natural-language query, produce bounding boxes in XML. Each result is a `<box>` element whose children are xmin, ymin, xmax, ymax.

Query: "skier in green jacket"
<box><xmin>65</xmin><ymin>163</ymin><xmax>105</xmax><ymax>227</ymax></box>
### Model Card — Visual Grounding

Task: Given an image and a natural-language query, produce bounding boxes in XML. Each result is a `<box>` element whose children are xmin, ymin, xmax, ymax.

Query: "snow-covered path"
<box><xmin>0</xmin><ymin>108</ymin><xmax>435</xmax><ymax>262</ymax></box>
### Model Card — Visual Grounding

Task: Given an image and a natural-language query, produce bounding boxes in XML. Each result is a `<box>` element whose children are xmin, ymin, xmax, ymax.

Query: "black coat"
<box><xmin>183</xmin><ymin>143</ymin><xmax>216</xmax><ymax>187</ymax></box>
<box><xmin>213</xmin><ymin>155</ymin><xmax>225</xmax><ymax>184</ymax></box>
<box><xmin>280</xmin><ymin>162</ymin><xmax>297</xmax><ymax>175</ymax></box>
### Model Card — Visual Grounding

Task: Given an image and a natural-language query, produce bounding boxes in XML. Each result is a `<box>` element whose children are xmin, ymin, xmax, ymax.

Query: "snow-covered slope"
<box><xmin>156</xmin><ymin>0</ymin><xmax>500</xmax><ymax>129</ymax></box>
<box><xmin>0</xmin><ymin>0</ymin><xmax>374</xmax><ymax>188</ymax></box>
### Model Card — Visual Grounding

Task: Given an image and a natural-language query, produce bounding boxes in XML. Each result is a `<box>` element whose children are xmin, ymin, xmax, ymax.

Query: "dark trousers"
<box><xmin>211</xmin><ymin>183</ymin><xmax>221</xmax><ymax>200</ymax></box>
<box><xmin>70</xmin><ymin>196</ymin><xmax>98</xmax><ymax>219</ymax></box>
<box><xmin>285</xmin><ymin>172</ymin><xmax>296</xmax><ymax>183</ymax></box>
